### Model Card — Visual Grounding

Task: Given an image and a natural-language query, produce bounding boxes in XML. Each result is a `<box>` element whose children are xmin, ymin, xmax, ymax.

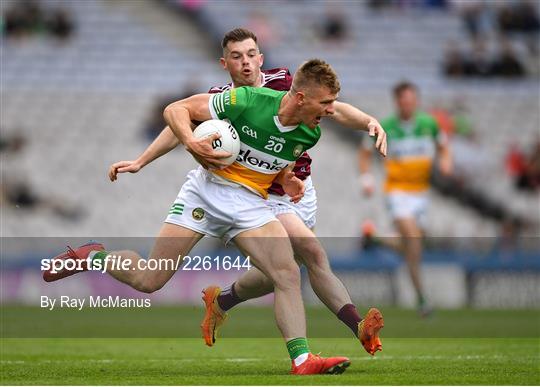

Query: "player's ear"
<box><xmin>258</xmin><ymin>53</ymin><xmax>264</xmax><ymax>68</ymax></box>
<box><xmin>296</xmin><ymin>91</ymin><xmax>305</xmax><ymax>106</ymax></box>
<box><xmin>219</xmin><ymin>57</ymin><xmax>227</xmax><ymax>70</ymax></box>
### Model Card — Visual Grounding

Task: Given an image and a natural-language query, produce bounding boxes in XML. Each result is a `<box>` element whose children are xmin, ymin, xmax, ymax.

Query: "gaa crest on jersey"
<box><xmin>241</xmin><ymin>125</ymin><xmax>258</xmax><ymax>139</ymax></box>
<box><xmin>293</xmin><ymin>144</ymin><xmax>303</xmax><ymax>158</ymax></box>
<box><xmin>192</xmin><ymin>207</ymin><xmax>205</xmax><ymax>221</ymax></box>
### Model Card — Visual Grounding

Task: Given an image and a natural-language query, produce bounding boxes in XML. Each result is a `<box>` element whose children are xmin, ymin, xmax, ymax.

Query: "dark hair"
<box><xmin>221</xmin><ymin>28</ymin><xmax>258</xmax><ymax>50</ymax></box>
<box><xmin>393</xmin><ymin>81</ymin><xmax>417</xmax><ymax>98</ymax></box>
<box><xmin>292</xmin><ymin>59</ymin><xmax>341</xmax><ymax>94</ymax></box>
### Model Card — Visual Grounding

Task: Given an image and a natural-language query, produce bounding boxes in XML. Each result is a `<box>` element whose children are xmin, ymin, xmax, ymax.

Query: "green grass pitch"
<box><xmin>1</xmin><ymin>306</ymin><xmax>539</xmax><ymax>385</ymax></box>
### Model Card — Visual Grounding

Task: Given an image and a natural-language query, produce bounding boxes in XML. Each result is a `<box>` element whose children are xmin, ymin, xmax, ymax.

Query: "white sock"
<box><xmin>294</xmin><ymin>352</ymin><xmax>310</xmax><ymax>366</ymax></box>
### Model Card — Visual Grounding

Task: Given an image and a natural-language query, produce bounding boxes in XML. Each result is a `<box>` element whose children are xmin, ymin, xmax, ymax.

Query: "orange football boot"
<box><xmin>200</xmin><ymin>285</ymin><xmax>228</xmax><ymax>346</ymax></box>
<box><xmin>358</xmin><ymin>307</ymin><xmax>384</xmax><ymax>355</ymax></box>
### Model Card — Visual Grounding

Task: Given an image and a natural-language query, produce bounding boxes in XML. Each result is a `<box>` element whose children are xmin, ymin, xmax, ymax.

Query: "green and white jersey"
<box><xmin>208</xmin><ymin>86</ymin><xmax>321</xmax><ymax>198</ymax></box>
<box><xmin>380</xmin><ymin>112</ymin><xmax>443</xmax><ymax>192</ymax></box>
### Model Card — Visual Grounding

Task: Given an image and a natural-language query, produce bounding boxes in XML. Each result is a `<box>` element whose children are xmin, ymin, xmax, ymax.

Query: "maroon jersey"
<box><xmin>209</xmin><ymin>67</ymin><xmax>312</xmax><ymax>196</ymax></box>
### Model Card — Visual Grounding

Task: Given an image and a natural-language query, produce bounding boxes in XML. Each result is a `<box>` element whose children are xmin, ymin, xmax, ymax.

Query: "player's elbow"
<box><xmin>163</xmin><ymin>101</ymin><xmax>188</xmax><ymax>125</ymax></box>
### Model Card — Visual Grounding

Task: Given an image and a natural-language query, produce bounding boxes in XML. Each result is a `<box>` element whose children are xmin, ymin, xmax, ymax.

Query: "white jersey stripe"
<box><xmin>216</xmin><ymin>93</ymin><xmax>222</xmax><ymax>113</ymax></box>
<box><xmin>263</xmin><ymin>73</ymin><xmax>287</xmax><ymax>85</ymax></box>
<box><xmin>264</xmin><ymin>70</ymin><xmax>286</xmax><ymax>80</ymax></box>
<box><xmin>264</xmin><ymin>70</ymin><xmax>286</xmax><ymax>76</ymax></box>
<box><xmin>208</xmin><ymin>95</ymin><xmax>219</xmax><ymax>119</ymax></box>
<box><xmin>211</xmin><ymin>69</ymin><xmax>288</xmax><ymax>95</ymax></box>
<box><xmin>215</xmin><ymin>94</ymin><xmax>222</xmax><ymax>114</ymax></box>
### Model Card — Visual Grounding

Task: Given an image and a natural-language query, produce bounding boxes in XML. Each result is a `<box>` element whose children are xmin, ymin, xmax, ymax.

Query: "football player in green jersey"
<box><xmin>359</xmin><ymin>81</ymin><xmax>452</xmax><ymax>317</ymax></box>
<box><xmin>44</xmin><ymin>59</ymin><xmax>386</xmax><ymax>374</ymax></box>
<box><xmin>163</xmin><ymin>59</ymin><xmax>386</xmax><ymax>371</ymax></box>
<box><xmin>107</xmin><ymin>29</ymin><xmax>388</xmax><ymax>356</ymax></box>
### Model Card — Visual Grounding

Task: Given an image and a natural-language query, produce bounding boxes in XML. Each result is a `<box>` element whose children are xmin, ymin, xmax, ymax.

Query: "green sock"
<box><xmin>286</xmin><ymin>337</ymin><xmax>310</xmax><ymax>360</ymax></box>
<box><xmin>91</xmin><ymin>251</ymin><xmax>109</xmax><ymax>263</ymax></box>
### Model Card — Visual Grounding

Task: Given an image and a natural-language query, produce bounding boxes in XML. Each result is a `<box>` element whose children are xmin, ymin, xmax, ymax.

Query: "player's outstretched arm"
<box><xmin>331</xmin><ymin>101</ymin><xmax>387</xmax><ymax>157</ymax></box>
<box><xmin>108</xmin><ymin>126</ymin><xmax>180</xmax><ymax>181</ymax></box>
<box><xmin>164</xmin><ymin>94</ymin><xmax>231</xmax><ymax>169</ymax></box>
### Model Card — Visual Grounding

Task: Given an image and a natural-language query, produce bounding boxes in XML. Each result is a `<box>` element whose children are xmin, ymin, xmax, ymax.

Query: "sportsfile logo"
<box><xmin>236</xmin><ymin>147</ymin><xmax>288</xmax><ymax>173</ymax></box>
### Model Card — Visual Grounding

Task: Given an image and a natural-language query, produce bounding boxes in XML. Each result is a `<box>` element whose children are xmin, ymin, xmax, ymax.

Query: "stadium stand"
<box><xmin>2</xmin><ymin>0</ymin><xmax>538</xmax><ymax>238</ymax></box>
<box><xmin>1</xmin><ymin>0</ymin><xmax>538</xmax><ymax>308</ymax></box>
<box><xmin>1</xmin><ymin>0</ymin><xmax>221</xmax><ymax>236</ymax></box>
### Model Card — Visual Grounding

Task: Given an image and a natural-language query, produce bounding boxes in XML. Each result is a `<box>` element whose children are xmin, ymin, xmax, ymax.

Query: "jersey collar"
<box><xmin>273</xmin><ymin>91</ymin><xmax>298</xmax><ymax>133</ymax></box>
<box><xmin>273</xmin><ymin>116</ymin><xmax>298</xmax><ymax>133</ymax></box>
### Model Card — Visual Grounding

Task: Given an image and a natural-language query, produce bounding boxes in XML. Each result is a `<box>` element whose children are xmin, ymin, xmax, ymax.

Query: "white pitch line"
<box><xmin>0</xmin><ymin>358</ymin><xmax>261</xmax><ymax>364</ymax></box>
<box><xmin>2</xmin><ymin>354</ymin><xmax>533</xmax><ymax>365</ymax></box>
<box><xmin>348</xmin><ymin>354</ymin><xmax>515</xmax><ymax>361</ymax></box>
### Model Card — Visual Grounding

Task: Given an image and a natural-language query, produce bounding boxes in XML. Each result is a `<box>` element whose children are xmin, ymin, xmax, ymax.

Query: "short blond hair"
<box><xmin>292</xmin><ymin>59</ymin><xmax>341</xmax><ymax>94</ymax></box>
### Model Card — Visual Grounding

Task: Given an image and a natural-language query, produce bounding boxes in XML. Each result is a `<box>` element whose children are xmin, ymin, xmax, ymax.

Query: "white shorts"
<box><xmin>165</xmin><ymin>168</ymin><xmax>278</xmax><ymax>243</ymax></box>
<box><xmin>386</xmin><ymin>190</ymin><xmax>428</xmax><ymax>227</ymax></box>
<box><xmin>267</xmin><ymin>176</ymin><xmax>317</xmax><ymax>229</ymax></box>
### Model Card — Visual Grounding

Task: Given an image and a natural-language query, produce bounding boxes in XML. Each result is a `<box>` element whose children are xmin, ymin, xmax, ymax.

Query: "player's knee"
<box><xmin>133</xmin><ymin>278</ymin><xmax>164</xmax><ymax>294</ymax></box>
<box><xmin>399</xmin><ymin>223</ymin><xmax>422</xmax><ymax>239</ymax></box>
<box><xmin>305</xmin><ymin>250</ymin><xmax>330</xmax><ymax>272</ymax></box>
<box><xmin>402</xmin><ymin>231</ymin><xmax>421</xmax><ymax>240</ymax></box>
<box><xmin>401</xmin><ymin>233</ymin><xmax>422</xmax><ymax>246</ymax></box>
<box><xmin>296</xmin><ymin>242</ymin><xmax>330</xmax><ymax>273</ymax></box>
<box><xmin>272</xmin><ymin>264</ymin><xmax>301</xmax><ymax>291</ymax></box>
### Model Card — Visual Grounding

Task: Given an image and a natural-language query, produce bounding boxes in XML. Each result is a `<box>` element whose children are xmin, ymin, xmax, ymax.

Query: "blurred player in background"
<box><xmin>109</xmin><ymin>28</ymin><xmax>386</xmax><ymax>355</ymax></box>
<box><xmin>359</xmin><ymin>81</ymin><xmax>452</xmax><ymax>317</ymax></box>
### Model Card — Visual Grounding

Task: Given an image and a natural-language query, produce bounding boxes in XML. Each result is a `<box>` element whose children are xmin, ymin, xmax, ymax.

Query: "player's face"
<box><xmin>396</xmin><ymin>88</ymin><xmax>418</xmax><ymax>119</ymax></box>
<box><xmin>220</xmin><ymin>39</ymin><xmax>264</xmax><ymax>87</ymax></box>
<box><xmin>298</xmin><ymin>86</ymin><xmax>338</xmax><ymax>129</ymax></box>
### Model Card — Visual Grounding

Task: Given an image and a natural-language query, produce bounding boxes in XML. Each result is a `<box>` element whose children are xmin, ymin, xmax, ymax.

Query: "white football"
<box><xmin>193</xmin><ymin>119</ymin><xmax>240</xmax><ymax>166</ymax></box>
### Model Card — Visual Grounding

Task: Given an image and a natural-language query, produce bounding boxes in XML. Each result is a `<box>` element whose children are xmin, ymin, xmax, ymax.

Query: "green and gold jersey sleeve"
<box><xmin>429</xmin><ymin>114</ymin><xmax>447</xmax><ymax>145</ymax></box>
<box><xmin>208</xmin><ymin>87</ymin><xmax>250</xmax><ymax>122</ymax></box>
<box><xmin>421</xmin><ymin>113</ymin><xmax>440</xmax><ymax>140</ymax></box>
<box><xmin>417</xmin><ymin>112</ymin><xmax>448</xmax><ymax>146</ymax></box>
